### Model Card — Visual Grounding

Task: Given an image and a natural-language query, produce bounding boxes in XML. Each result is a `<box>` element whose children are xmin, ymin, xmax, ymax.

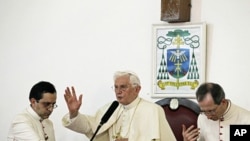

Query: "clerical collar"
<box><xmin>27</xmin><ymin>106</ymin><xmax>42</xmax><ymax>121</ymax></box>
<box><xmin>221</xmin><ymin>99</ymin><xmax>231</xmax><ymax>118</ymax></box>
<box><xmin>122</xmin><ymin>97</ymin><xmax>140</xmax><ymax>110</ymax></box>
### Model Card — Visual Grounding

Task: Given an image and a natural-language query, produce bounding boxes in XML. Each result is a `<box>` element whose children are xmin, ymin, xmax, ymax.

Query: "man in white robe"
<box><xmin>62</xmin><ymin>71</ymin><xmax>176</xmax><ymax>141</ymax></box>
<box><xmin>8</xmin><ymin>81</ymin><xmax>57</xmax><ymax>141</ymax></box>
<box><xmin>182</xmin><ymin>82</ymin><xmax>250</xmax><ymax>141</ymax></box>
<box><xmin>8</xmin><ymin>106</ymin><xmax>56</xmax><ymax>141</ymax></box>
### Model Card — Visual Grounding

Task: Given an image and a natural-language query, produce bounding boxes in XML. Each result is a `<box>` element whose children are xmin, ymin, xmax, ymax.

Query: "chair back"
<box><xmin>156</xmin><ymin>98</ymin><xmax>200</xmax><ymax>141</ymax></box>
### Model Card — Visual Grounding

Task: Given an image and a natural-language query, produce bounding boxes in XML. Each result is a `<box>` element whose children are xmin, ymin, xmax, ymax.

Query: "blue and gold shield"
<box><xmin>167</xmin><ymin>48</ymin><xmax>190</xmax><ymax>79</ymax></box>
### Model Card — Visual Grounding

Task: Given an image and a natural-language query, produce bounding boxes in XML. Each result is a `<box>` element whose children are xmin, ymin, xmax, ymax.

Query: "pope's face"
<box><xmin>114</xmin><ymin>75</ymin><xmax>140</xmax><ymax>105</ymax></box>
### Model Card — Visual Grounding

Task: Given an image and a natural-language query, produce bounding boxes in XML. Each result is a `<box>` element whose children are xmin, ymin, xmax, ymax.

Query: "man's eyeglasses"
<box><xmin>112</xmin><ymin>84</ymin><xmax>130</xmax><ymax>92</ymax></box>
<box><xmin>200</xmin><ymin>105</ymin><xmax>219</xmax><ymax>115</ymax></box>
<box><xmin>37</xmin><ymin>100</ymin><xmax>58</xmax><ymax>109</ymax></box>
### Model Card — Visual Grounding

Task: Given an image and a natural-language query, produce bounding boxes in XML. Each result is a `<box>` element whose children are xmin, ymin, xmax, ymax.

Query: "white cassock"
<box><xmin>7</xmin><ymin>106</ymin><xmax>55</xmax><ymax>141</ymax></box>
<box><xmin>62</xmin><ymin>97</ymin><xmax>176</xmax><ymax>141</ymax></box>
<box><xmin>197</xmin><ymin>100</ymin><xmax>250</xmax><ymax>141</ymax></box>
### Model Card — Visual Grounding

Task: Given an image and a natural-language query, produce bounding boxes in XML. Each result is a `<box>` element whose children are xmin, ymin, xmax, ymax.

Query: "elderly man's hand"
<box><xmin>64</xmin><ymin>86</ymin><xmax>83</xmax><ymax>119</ymax></box>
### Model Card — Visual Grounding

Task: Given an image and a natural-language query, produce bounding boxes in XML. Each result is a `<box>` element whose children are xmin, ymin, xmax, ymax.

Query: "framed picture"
<box><xmin>152</xmin><ymin>22</ymin><xmax>206</xmax><ymax>98</ymax></box>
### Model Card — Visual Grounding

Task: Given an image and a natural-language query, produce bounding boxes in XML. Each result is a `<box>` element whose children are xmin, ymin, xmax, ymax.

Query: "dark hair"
<box><xmin>196</xmin><ymin>82</ymin><xmax>225</xmax><ymax>105</ymax></box>
<box><xmin>29</xmin><ymin>81</ymin><xmax>56</xmax><ymax>100</ymax></box>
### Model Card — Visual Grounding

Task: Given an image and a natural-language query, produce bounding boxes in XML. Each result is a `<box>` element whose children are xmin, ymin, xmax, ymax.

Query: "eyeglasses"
<box><xmin>37</xmin><ymin>100</ymin><xmax>58</xmax><ymax>109</ymax></box>
<box><xmin>112</xmin><ymin>84</ymin><xmax>130</xmax><ymax>92</ymax></box>
<box><xmin>200</xmin><ymin>105</ymin><xmax>219</xmax><ymax>115</ymax></box>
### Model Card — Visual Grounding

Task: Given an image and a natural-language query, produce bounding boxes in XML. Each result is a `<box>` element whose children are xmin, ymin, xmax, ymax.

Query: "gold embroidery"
<box><xmin>112</xmin><ymin>127</ymin><xmax>122</xmax><ymax>139</ymax></box>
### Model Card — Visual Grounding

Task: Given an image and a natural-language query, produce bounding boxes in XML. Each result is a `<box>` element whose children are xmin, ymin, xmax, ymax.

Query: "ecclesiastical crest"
<box><xmin>152</xmin><ymin>23</ymin><xmax>206</xmax><ymax>97</ymax></box>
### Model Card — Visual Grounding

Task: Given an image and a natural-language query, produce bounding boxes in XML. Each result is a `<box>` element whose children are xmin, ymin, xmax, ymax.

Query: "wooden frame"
<box><xmin>152</xmin><ymin>22</ymin><xmax>206</xmax><ymax>98</ymax></box>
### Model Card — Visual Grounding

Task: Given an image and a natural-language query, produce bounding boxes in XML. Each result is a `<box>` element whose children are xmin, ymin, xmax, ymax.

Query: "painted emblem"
<box><xmin>156</xmin><ymin>29</ymin><xmax>200</xmax><ymax>90</ymax></box>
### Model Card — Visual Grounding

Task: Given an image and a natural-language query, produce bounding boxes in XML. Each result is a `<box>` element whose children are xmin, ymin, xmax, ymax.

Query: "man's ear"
<box><xmin>136</xmin><ymin>85</ymin><xmax>141</xmax><ymax>92</ymax></box>
<box><xmin>221</xmin><ymin>98</ymin><xmax>227</xmax><ymax>104</ymax></box>
<box><xmin>30</xmin><ymin>98</ymin><xmax>37</xmax><ymax>105</ymax></box>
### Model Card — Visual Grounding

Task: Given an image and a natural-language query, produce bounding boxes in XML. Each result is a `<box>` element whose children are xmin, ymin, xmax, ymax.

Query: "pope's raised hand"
<box><xmin>64</xmin><ymin>86</ymin><xmax>83</xmax><ymax>119</ymax></box>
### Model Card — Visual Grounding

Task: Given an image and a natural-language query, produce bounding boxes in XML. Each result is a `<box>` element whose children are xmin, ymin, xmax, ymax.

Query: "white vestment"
<box><xmin>8</xmin><ymin>106</ymin><xmax>55</xmax><ymax>141</ymax></box>
<box><xmin>62</xmin><ymin>97</ymin><xmax>176</xmax><ymax>141</ymax></box>
<box><xmin>197</xmin><ymin>101</ymin><xmax>250</xmax><ymax>141</ymax></box>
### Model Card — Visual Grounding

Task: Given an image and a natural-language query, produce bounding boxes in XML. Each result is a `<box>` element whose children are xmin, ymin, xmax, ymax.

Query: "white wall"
<box><xmin>201</xmin><ymin>0</ymin><xmax>250</xmax><ymax>109</ymax></box>
<box><xmin>0</xmin><ymin>0</ymin><xmax>249</xmax><ymax>140</ymax></box>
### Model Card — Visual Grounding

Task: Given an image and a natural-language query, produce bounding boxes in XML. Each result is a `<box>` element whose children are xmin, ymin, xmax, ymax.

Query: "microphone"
<box><xmin>90</xmin><ymin>101</ymin><xmax>119</xmax><ymax>141</ymax></box>
<box><xmin>100</xmin><ymin>101</ymin><xmax>119</xmax><ymax>125</ymax></box>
